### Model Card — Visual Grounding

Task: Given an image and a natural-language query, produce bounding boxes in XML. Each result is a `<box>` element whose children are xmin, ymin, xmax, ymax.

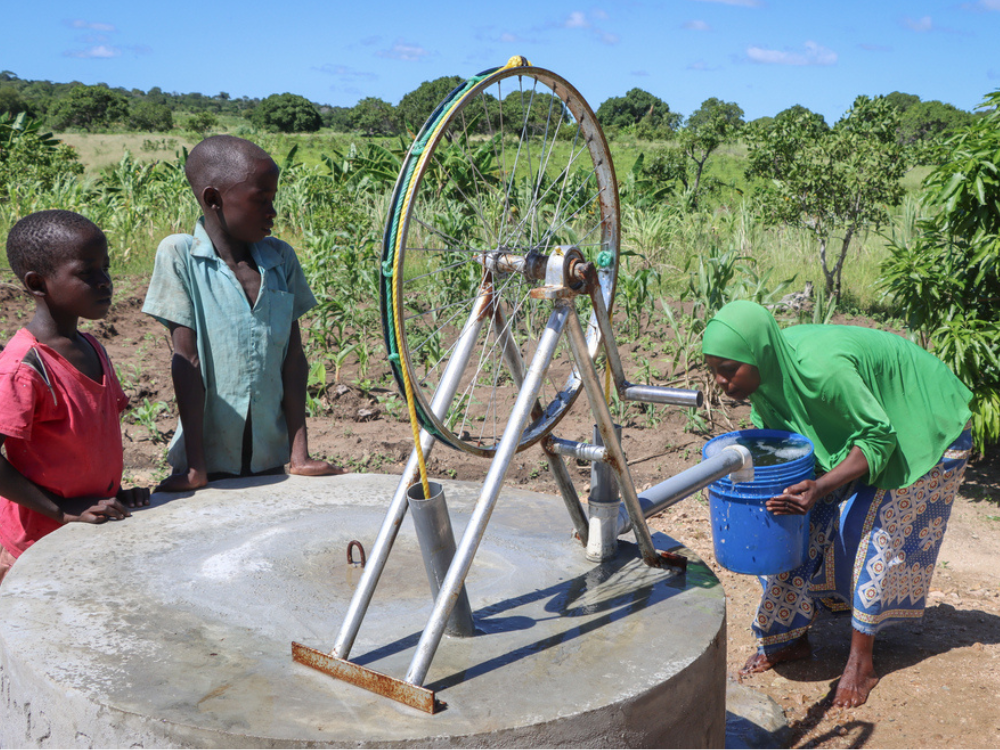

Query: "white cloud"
<box><xmin>687</xmin><ymin>60</ymin><xmax>720</xmax><ymax>71</ymax></box>
<box><xmin>500</xmin><ymin>32</ymin><xmax>520</xmax><ymax>43</ymax></box>
<box><xmin>684</xmin><ymin>19</ymin><xmax>712</xmax><ymax>31</ymax></box>
<box><xmin>903</xmin><ymin>16</ymin><xmax>933</xmax><ymax>32</ymax></box>
<box><xmin>65</xmin><ymin>45</ymin><xmax>119</xmax><ymax>59</ymax></box>
<box><xmin>746</xmin><ymin>41</ymin><xmax>837</xmax><ymax>66</ymax></box>
<box><xmin>600</xmin><ymin>31</ymin><xmax>620</xmax><ymax>44</ymax></box>
<box><xmin>565</xmin><ymin>11</ymin><xmax>589</xmax><ymax>28</ymax></box>
<box><xmin>593</xmin><ymin>8</ymin><xmax>609</xmax><ymax>20</ymax></box>
<box><xmin>694</xmin><ymin>0</ymin><xmax>761</xmax><ymax>7</ymax></box>
<box><xmin>314</xmin><ymin>64</ymin><xmax>377</xmax><ymax>80</ymax></box>
<box><xmin>376</xmin><ymin>39</ymin><xmax>430</xmax><ymax>61</ymax></box>
<box><xmin>69</xmin><ymin>19</ymin><xmax>116</xmax><ymax>32</ymax></box>
<box><xmin>964</xmin><ymin>0</ymin><xmax>1000</xmax><ymax>10</ymax></box>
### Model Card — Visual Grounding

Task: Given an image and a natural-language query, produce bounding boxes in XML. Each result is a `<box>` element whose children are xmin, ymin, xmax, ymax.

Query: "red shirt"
<box><xmin>0</xmin><ymin>329</ymin><xmax>128</xmax><ymax>557</ymax></box>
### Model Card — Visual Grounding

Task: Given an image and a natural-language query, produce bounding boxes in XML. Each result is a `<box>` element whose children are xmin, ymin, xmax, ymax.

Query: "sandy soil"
<box><xmin>1</xmin><ymin>279</ymin><xmax>998</xmax><ymax>749</ymax></box>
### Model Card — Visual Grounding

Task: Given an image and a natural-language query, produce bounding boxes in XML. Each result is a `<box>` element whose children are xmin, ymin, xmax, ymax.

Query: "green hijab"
<box><xmin>702</xmin><ymin>301</ymin><xmax>972</xmax><ymax>489</ymax></box>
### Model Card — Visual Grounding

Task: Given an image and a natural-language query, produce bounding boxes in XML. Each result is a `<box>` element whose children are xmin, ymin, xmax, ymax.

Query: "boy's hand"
<box><xmin>117</xmin><ymin>486</ymin><xmax>151</xmax><ymax>508</ymax></box>
<box><xmin>155</xmin><ymin>467</ymin><xmax>208</xmax><ymax>493</ymax></box>
<box><xmin>288</xmin><ymin>458</ymin><xmax>349</xmax><ymax>477</ymax></box>
<box><xmin>62</xmin><ymin>497</ymin><xmax>132</xmax><ymax>524</ymax></box>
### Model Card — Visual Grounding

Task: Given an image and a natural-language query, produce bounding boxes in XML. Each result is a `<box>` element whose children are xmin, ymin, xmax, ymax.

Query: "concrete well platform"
<box><xmin>0</xmin><ymin>473</ymin><xmax>726</xmax><ymax>748</ymax></box>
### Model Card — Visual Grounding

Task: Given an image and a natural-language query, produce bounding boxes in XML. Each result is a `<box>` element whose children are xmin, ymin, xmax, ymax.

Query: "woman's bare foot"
<box><xmin>739</xmin><ymin>633</ymin><xmax>811</xmax><ymax>676</ymax></box>
<box><xmin>832</xmin><ymin>631</ymin><xmax>879</xmax><ymax>707</ymax></box>
<box><xmin>288</xmin><ymin>457</ymin><xmax>349</xmax><ymax>476</ymax></box>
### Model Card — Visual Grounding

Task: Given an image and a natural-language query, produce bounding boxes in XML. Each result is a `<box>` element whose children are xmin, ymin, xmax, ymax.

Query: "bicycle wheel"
<box><xmin>381</xmin><ymin>60</ymin><xmax>619</xmax><ymax>457</ymax></box>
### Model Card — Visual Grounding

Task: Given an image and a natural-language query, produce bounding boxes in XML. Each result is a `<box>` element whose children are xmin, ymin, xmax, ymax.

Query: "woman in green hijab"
<box><xmin>702</xmin><ymin>301</ymin><xmax>972</xmax><ymax>707</ymax></box>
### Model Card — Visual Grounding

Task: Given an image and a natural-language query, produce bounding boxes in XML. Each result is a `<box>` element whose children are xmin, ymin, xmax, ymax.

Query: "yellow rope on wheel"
<box><xmin>389</xmin><ymin>79</ymin><xmax>486</xmax><ymax>500</ymax></box>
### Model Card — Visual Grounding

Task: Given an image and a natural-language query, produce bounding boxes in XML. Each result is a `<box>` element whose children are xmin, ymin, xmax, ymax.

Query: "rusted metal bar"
<box><xmin>291</xmin><ymin>642</ymin><xmax>440</xmax><ymax>714</ymax></box>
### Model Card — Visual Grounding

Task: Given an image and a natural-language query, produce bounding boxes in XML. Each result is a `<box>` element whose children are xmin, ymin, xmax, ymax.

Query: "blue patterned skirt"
<box><xmin>753</xmin><ymin>428</ymin><xmax>972</xmax><ymax>653</ymax></box>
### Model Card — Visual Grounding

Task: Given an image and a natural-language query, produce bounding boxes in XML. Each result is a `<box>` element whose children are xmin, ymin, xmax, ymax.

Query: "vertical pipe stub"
<box><xmin>406</xmin><ymin>482</ymin><xmax>476</xmax><ymax>638</ymax></box>
<box><xmin>587</xmin><ymin>424</ymin><xmax>622</xmax><ymax>562</ymax></box>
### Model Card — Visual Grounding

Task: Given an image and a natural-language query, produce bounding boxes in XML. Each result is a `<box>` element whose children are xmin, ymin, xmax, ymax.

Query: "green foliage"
<box><xmin>251</xmin><ymin>93</ymin><xmax>322</xmax><ymax>133</ymax></box>
<box><xmin>128</xmin><ymin>101</ymin><xmax>173</xmax><ymax>132</ymax></box>
<box><xmin>676</xmin><ymin>98</ymin><xmax>745</xmax><ymax>209</ymax></box>
<box><xmin>185</xmin><ymin>111</ymin><xmax>218</xmax><ymax>134</ymax></box>
<box><xmin>745</xmin><ymin>95</ymin><xmax>906</xmax><ymax>300</ymax></box>
<box><xmin>397</xmin><ymin>76</ymin><xmax>464</xmax><ymax>133</ymax></box>
<box><xmin>879</xmin><ymin>89</ymin><xmax>1000</xmax><ymax>449</ymax></box>
<box><xmin>350</xmin><ymin>97</ymin><xmax>398</xmax><ymax>137</ymax></box>
<box><xmin>49</xmin><ymin>85</ymin><xmax>130</xmax><ymax>131</ymax></box>
<box><xmin>596</xmin><ymin>88</ymin><xmax>680</xmax><ymax>134</ymax></box>
<box><xmin>0</xmin><ymin>112</ymin><xmax>83</xmax><ymax>202</ymax></box>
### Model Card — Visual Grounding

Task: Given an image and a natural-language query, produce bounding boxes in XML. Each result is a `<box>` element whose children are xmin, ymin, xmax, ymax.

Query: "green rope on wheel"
<box><xmin>381</xmin><ymin>59</ymin><xmax>534</xmax><ymax>487</ymax></box>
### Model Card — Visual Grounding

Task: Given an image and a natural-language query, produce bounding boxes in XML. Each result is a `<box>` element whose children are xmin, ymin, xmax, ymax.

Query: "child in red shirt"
<box><xmin>0</xmin><ymin>210</ymin><xmax>149</xmax><ymax>584</ymax></box>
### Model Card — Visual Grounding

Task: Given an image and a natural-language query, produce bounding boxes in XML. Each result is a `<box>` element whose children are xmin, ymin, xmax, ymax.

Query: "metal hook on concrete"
<box><xmin>347</xmin><ymin>540</ymin><xmax>366</xmax><ymax>568</ymax></box>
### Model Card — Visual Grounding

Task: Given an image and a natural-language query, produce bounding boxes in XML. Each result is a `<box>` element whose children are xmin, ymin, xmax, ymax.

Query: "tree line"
<box><xmin>0</xmin><ymin>70</ymin><xmax>980</xmax><ymax>145</ymax></box>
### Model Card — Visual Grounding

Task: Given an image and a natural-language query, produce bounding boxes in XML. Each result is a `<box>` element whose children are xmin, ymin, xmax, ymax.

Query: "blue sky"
<box><xmin>4</xmin><ymin>0</ymin><xmax>1000</xmax><ymax>124</ymax></box>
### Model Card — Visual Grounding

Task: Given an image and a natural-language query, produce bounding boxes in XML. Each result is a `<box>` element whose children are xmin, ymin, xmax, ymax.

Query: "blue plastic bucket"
<box><xmin>702</xmin><ymin>430</ymin><xmax>815</xmax><ymax>575</ymax></box>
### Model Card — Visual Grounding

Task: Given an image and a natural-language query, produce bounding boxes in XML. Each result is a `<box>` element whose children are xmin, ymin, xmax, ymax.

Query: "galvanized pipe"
<box><xmin>622</xmin><ymin>384</ymin><xmax>703</xmax><ymax>408</ymax></box>
<box><xmin>405</xmin><ymin>302</ymin><xmax>571</xmax><ymax>687</ymax></box>
<box><xmin>563</xmin><ymin>305</ymin><xmax>661</xmax><ymax>567</ymax></box>
<box><xmin>541</xmin><ymin>440</ymin><xmax>590</xmax><ymax>546</ymax></box>
<box><xmin>544</xmin><ymin>435</ymin><xmax>608</xmax><ymax>463</ymax></box>
<box><xmin>587</xmin><ymin>424</ymin><xmax>622</xmax><ymax>562</ymax></box>
<box><xmin>332</xmin><ymin>297</ymin><xmax>488</xmax><ymax>659</ymax></box>
<box><xmin>407</xmin><ymin>482</ymin><xmax>475</xmax><ymax>638</ymax></box>
<box><xmin>616</xmin><ymin>445</ymin><xmax>752</xmax><ymax>536</ymax></box>
<box><xmin>585</xmin><ymin>268</ymin><xmax>628</xmax><ymax>389</ymax></box>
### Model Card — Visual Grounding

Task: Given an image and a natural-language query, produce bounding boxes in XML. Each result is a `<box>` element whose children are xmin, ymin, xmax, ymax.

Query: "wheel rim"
<box><xmin>381</xmin><ymin>64</ymin><xmax>620</xmax><ymax>457</ymax></box>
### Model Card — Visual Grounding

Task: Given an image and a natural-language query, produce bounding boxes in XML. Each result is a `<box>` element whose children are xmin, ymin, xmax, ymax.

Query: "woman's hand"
<box><xmin>768</xmin><ymin>480</ymin><xmax>820</xmax><ymax>515</ymax></box>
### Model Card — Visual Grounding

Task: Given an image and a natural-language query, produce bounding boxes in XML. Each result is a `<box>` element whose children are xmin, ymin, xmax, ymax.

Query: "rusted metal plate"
<box><xmin>291</xmin><ymin>642</ymin><xmax>440</xmax><ymax>714</ymax></box>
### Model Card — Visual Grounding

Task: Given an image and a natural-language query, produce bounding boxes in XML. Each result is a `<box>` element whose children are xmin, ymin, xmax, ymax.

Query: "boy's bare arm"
<box><xmin>156</xmin><ymin>324</ymin><xmax>209</xmax><ymax>492</ymax></box>
<box><xmin>282</xmin><ymin>321</ymin><xmax>347</xmax><ymax>476</ymax></box>
<box><xmin>0</xmin><ymin>436</ymin><xmax>134</xmax><ymax>524</ymax></box>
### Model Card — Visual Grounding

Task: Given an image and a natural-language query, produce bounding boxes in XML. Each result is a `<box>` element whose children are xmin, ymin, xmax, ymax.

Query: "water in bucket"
<box><xmin>702</xmin><ymin>429</ymin><xmax>815</xmax><ymax>575</ymax></box>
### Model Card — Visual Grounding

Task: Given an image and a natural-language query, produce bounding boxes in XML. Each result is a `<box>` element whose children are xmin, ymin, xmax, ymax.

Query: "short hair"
<box><xmin>5</xmin><ymin>210</ymin><xmax>103</xmax><ymax>281</ymax></box>
<box><xmin>185</xmin><ymin>135</ymin><xmax>274</xmax><ymax>198</ymax></box>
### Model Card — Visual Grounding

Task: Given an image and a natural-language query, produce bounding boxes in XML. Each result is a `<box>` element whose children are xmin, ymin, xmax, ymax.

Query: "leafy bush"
<box><xmin>251</xmin><ymin>93</ymin><xmax>322</xmax><ymax>133</ymax></box>
<box><xmin>880</xmin><ymin>89</ymin><xmax>1000</xmax><ymax>450</ymax></box>
<box><xmin>0</xmin><ymin>112</ymin><xmax>83</xmax><ymax>202</ymax></box>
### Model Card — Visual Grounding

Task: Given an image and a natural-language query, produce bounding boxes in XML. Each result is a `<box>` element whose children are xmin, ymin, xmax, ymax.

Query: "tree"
<box><xmin>745</xmin><ymin>95</ymin><xmax>906</xmax><ymax>301</ymax></box>
<box><xmin>898</xmin><ymin>100</ymin><xmax>973</xmax><ymax>145</ymax></box>
<box><xmin>884</xmin><ymin>91</ymin><xmax>920</xmax><ymax>114</ymax></box>
<box><xmin>397</xmin><ymin>76</ymin><xmax>463</xmax><ymax>133</ymax></box>
<box><xmin>350</xmin><ymin>97</ymin><xmax>397</xmax><ymax>136</ymax></box>
<box><xmin>48</xmin><ymin>84</ymin><xmax>129</xmax><ymax>131</ymax></box>
<box><xmin>774</xmin><ymin>104</ymin><xmax>828</xmax><ymax>132</ymax></box>
<box><xmin>1</xmin><ymin>112</ymin><xmax>83</xmax><ymax>201</ymax></box>
<box><xmin>128</xmin><ymin>100</ymin><xmax>173</xmax><ymax>132</ymax></box>
<box><xmin>251</xmin><ymin>93</ymin><xmax>322</xmax><ymax>133</ymax></box>
<box><xmin>320</xmin><ymin>106</ymin><xmax>353</xmax><ymax>132</ymax></box>
<box><xmin>596</xmin><ymin>88</ymin><xmax>680</xmax><ymax>132</ymax></box>
<box><xmin>879</xmin><ymin>89</ymin><xmax>1000</xmax><ymax>449</ymax></box>
<box><xmin>0</xmin><ymin>86</ymin><xmax>36</xmax><ymax>119</ymax></box>
<box><xmin>676</xmin><ymin>97</ymin><xmax>744</xmax><ymax>208</ymax></box>
<box><xmin>185</xmin><ymin>111</ymin><xmax>218</xmax><ymax>134</ymax></box>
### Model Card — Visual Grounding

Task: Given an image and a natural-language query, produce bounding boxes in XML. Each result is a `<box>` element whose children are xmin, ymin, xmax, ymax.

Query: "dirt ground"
<box><xmin>1</xmin><ymin>278</ymin><xmax>998</xmax><ymax>749</ymax></box>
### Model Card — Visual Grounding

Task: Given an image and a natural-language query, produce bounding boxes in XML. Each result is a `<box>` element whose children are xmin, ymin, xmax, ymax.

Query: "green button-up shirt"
<box><xmin>143</xmin><ymin>220</ymin><xmax>316</xmax><ymax>475</ymax></box>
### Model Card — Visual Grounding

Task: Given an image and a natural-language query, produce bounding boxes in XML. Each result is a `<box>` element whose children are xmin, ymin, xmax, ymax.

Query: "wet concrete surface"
<box><xmin>0</xmin><ymin>473</ymin><xmax>728</xmax><ymax>747</ymax></box>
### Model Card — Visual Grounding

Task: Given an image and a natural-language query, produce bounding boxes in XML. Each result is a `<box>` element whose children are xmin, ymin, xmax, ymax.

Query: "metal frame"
<box><xmin>293</xmin><ymin>248</ymin><xmax>754</xmax><ymax>712</ymax></box>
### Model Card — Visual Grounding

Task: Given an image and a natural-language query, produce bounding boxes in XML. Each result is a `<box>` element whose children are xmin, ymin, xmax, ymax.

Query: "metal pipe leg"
<box><xmin>332</xmin><ymin>429</ymin><xmax>435</xmax><ymax>658</ymax></box>
<box><xmin>404</xmin><ymin>303</ymin><xmax>572</xmax><ymax>687</ymax></box>
<box><xmin>332</xmin><ymin>295</ymin><xmax>489</xmax><ymax>658</ymax></box>
<box><xmin>541</xmin><ymin>439</ymin><xmax>589</xmax><ymax>546</ymax></box>
<box><xmin>563</xmin><ymin>306</ymin><xmax>661</xmax><ymax>566</ymax></box>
